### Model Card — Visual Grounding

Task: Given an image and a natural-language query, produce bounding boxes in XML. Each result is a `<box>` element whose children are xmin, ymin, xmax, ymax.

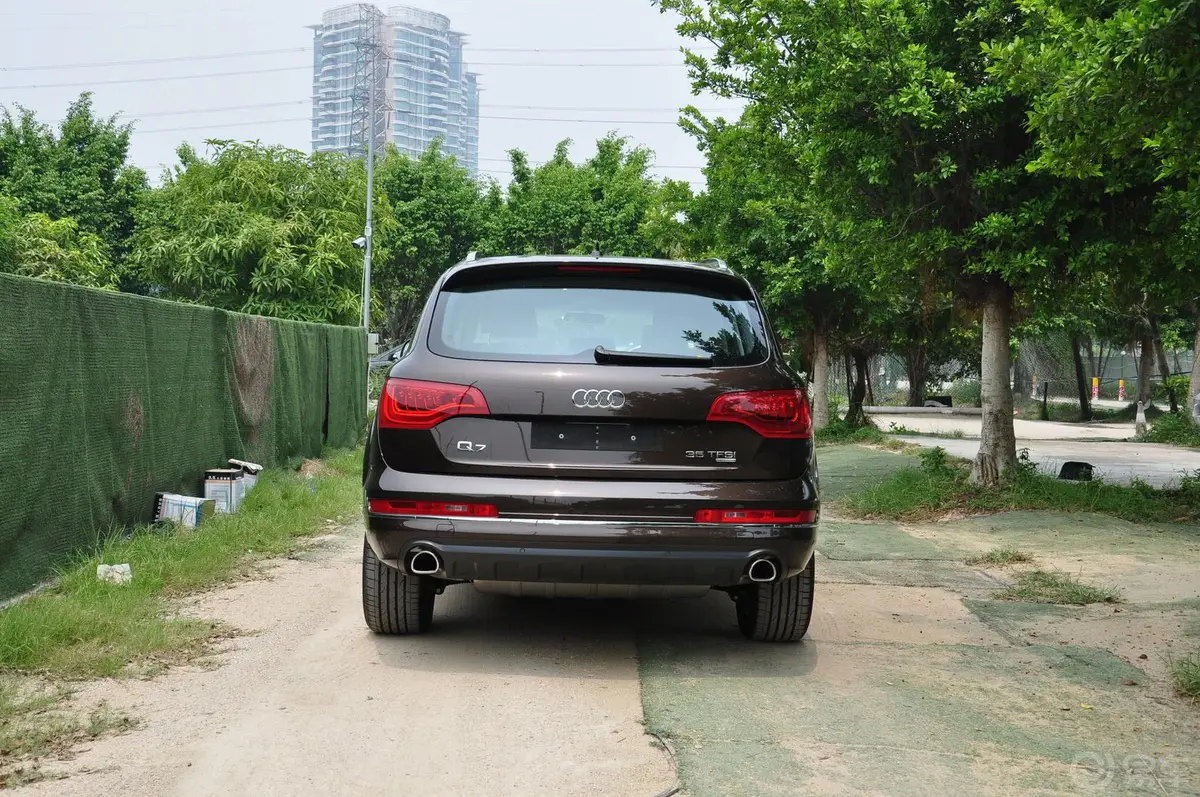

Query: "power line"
<box><xmin>129</xmin><ymin>115</ymin><xmax>706</xmax><ymax>171</ymax></box>
<box><xmin>1</xmin><ymin>60</ymin><xmax>692</xmax><ymax>91</ymax></box>
<box><xmin>0</xmin><ymin>47</ymin><xmax>309</xmax><ymax>73</ymax></box>
<box><xmin>133</xmin><ymin>114</ymin><xmax>707</xmax><ymax>136</ymax></box>
<box><xmin>61</xmin><ymin>101</ymin><xmax>730</xmax><ymax>120</ymax></box>
<box><xmin>3</xmin><ymin>46</ymin><xmax>715</xmax><ymax>73</ymax></box>
<box><xmin>0</xmin><ymin>65</ymin><xmax>310</xmax><ymax>91</ymax></box>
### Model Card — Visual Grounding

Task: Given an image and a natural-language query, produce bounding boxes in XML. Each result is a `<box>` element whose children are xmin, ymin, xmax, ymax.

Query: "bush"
<box><xmin>1153</xmin><ymin>375</ymin><xmax>1191</xmax><ymax>407</ymax></box>
<box><xmin>1142</xmin><ymin>411</ymin><xmax>1200</xmax><ymax>447</ymax></box>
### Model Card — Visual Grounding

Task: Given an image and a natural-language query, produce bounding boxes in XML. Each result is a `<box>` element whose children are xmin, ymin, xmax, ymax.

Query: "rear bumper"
<box><xmin>365</xmin><ymin>516</ymin><xmax>816</xmax><ymax>587</ymax></box>
<box><xmin>363</xmin><ymin>467</ymin><xmax>818</xmax><ymax>588</ymax></box>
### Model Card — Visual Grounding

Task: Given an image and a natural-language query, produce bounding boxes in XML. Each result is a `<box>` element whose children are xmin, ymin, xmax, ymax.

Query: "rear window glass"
<box><xmin>430</xmin><ymin>276</ymin><xmax>770</xmax><ymax>366</ymax></box>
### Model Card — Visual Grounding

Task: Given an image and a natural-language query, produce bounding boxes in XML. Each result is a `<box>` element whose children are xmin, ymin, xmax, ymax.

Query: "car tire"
<box><xmin>362</xmin><ymin>538</ymin><xmax>435</xmax><ymax>634</ymax></box>
<box><xmin>736</xmin><ymin>556</ymin><xmax>815</xmax><ymax>642</ymax></box>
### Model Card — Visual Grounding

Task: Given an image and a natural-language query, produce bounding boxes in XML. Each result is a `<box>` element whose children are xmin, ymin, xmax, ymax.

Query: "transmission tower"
<box><xmin>348</xmin><ymin>3</ymin><xmax>390</xmax><ymax>159</ymax></box>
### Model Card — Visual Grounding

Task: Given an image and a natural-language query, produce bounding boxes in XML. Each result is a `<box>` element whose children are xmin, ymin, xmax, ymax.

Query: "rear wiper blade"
<box><xmin>593</xmin><ymin>346</ymin><xmax>714</xmax><ymax>366</ymax></box>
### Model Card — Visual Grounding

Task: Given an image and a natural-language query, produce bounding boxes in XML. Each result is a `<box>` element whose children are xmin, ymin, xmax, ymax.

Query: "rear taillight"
<box><xmin>379</xmin><ymin>378</ymin><xmax>489</xmax><ymax>430</ymax></box>
<box><xmin>368</xmin><ymin>500</ymin><xmax>499</xmax><ymax>518</ymax></box>
<box><xmin>694</xmin><ymin>509</ymin><xmax>817</xmax><ymax>524</ymax></box>
<box><xmin>706</xmin><ymin>389</ymin><xmax>812</xmax><ymax>438</ymax></box>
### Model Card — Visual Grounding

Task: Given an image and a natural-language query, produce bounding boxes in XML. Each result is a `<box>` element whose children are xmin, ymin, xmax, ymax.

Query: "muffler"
<box><xmin>747</xmin><ymin>557</ymin><xmax>780</xmax><ymax>583</ymax></box>
<box><xmin>408</xmin><ymin>548</ymin><xmax>442</xmax><ymax>576</ymax></box>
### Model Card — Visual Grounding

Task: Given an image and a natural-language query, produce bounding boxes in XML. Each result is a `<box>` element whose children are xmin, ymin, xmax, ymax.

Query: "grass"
<box><xmin>0</xmin><ymin>449</ymin><xmax>361</xmax><ymax>679</ymax></box>
<box><xmin>842</xmin><ymin>446</ymin><xmax>1200</xmax><ymax>524</ymax></box>
<box><xmin>1172</xmin><ymin>653</ymin><xmax>1200</xmax><ymax>700</ymax></box>
<box><xmin>966</xmin><ymin>547</ymin><xmax>1036</xmax><ymax>567</ymax></box>
<box><xmin>996</xmin><ymin>570</ymin><xmax>1122</xmax><ymax>605</ymax></box>
<box><xmin>0</xmin><ymin>448</ymin><xmax>362</xmax><ymax>783</ymax></box>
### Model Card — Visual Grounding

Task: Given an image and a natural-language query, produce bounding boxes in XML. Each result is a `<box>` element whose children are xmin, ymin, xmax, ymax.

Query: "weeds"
<box><xmin>0</xmin><ymin>677</ymin><xmax>136</xmax><ymax>787</ymax></box>
<box><xmin>996</xmin><ymin>570</ymin><xmax>1121</xmax><ymax>605</ymax></box>
<box><xmin>966</xmin><ymin>547</ymin><xmax>1036</xmax><ymax>567</ymax></box>
<box><xmin>1171</xmin><ymin>653</ymin><xmax>1200</xmax><ymax>699</ymax></box>
<box><xmin>888</xmin><ymin>422</ymin><xmax>919</xmax><ymax>435</ymax></box>
<box><xmin>842</xmin><ymin>445</ymin><xmax>1200</xmax><ymax>524</ymax></box>
<box><xmin>816</xmin><ymin>418</ymin><xmax>886</xmax><ymax>447</ymax></box>
<box><xmin>0</xmin><ymin>449</ymin><xmax>361</xmax><ymax>679</ymax></box>
<box><xmin>369</xmin><ymin>366</ymin><xmax>389</xmax><ymax>402</ymax></box>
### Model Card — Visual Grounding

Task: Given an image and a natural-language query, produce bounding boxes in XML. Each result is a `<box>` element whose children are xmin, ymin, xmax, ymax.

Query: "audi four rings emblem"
<box><xmin>572</xmin><ymin>389</ymin><xmax>626</xmax><ymax>409</ymax></box>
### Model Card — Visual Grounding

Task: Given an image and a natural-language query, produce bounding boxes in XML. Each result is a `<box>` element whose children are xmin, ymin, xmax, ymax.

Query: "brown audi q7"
<box><xmin>362</xmin><ymin>255</ymin><xmax>819</xmax><ymax>642</ymax></box>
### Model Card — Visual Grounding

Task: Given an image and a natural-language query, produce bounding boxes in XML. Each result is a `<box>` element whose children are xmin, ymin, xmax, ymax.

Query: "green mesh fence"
<box><xmin>0</xmin><ymin>273</ymin><xmax>366</xmax><ymax>601</ymax></box>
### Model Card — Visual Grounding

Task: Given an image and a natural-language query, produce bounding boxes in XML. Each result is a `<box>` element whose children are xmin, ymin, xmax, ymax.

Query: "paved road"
<box><xmin>871</xmin><ymin>413</ymin><xmax>1137</xmax><ymax>440</ymax></box>
<box><xmin>895</xmin><ymin>436</ymin><xmax>1200</xmax><ymax>487</ymax></box>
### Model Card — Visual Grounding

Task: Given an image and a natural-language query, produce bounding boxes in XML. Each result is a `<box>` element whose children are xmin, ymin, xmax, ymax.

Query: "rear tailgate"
<box><xmin>377</xmin><ymin>260</ymin><xmax>811</xmax><ymax>481</ymax></box>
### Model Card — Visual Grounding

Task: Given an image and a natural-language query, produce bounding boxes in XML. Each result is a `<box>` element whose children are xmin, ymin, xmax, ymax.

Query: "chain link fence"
<box><xmin>823</xmin><ymin>336</ymin><xmax>1193</xmax><ymax>414</ymax></box>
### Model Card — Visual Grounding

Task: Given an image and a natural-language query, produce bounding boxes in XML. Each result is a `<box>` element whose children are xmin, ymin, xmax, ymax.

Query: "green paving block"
<box><xmin>819</xmin><ymin>557</ymin><xmax>1006</xmax><ymax>591</ymax></box>
<box><xmin>932</xmin><ymin>511</ymin><xmax>1200</xmax><ymax>560</ymax></box>
<box><xmin>637</xmin><ymin>634</ymin><xmax>1200</xmax><ymax>795</ymax></box>
<box><xmin>817</xmin><ymin>445</ymin><xmax>916</xmax><ymax>501</ymax></box>
<box><xmin>820</xmin><ymin>519</ymin><xmax>964</xmax><ymax>561</ymax></box>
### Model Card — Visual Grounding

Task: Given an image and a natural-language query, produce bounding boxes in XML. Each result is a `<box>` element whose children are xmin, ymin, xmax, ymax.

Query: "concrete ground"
<box><xmin>870</xmin><ymin>412</ymin><xmax>1200</xmax><ymax>487</ymax></box>
<box><xmin>20</xmin><ymin>447</ymin><xmax>1200</xmax><ymax>796</ymax></box>
<box><xmin>870</xmin><ymin>413</ymin><xmax>1138</xmax><ymax>441</ymax></box>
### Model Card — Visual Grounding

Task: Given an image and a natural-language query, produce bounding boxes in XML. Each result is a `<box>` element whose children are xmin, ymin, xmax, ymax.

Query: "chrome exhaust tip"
<box><xmin>408</xmin><ymin>549</ymin><xmax>442</xmax><ymax>576</ymax></box>
<box><xmin>747</xmin><ymin>557</ymin><xmax>779</xmax><ymax>584</ymax></box>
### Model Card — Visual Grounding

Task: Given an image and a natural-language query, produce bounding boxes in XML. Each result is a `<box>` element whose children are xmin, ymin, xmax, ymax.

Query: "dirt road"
<box><xmin>27</xmin><ymin>534</ymin><xmax>676</xmax><ymax>797</ymax></box>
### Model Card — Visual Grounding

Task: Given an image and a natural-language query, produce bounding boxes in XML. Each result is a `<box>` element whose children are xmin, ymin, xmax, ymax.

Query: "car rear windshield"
<box><xmin>430</xmin><ymin>274</ymin><xmax>770</xmax><ymax>366</ymax></box>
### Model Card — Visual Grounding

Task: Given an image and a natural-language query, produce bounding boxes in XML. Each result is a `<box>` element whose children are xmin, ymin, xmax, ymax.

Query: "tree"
<box><xmin>372</xmin><ymin>142</ymin><xmax>487</xmax><ymax>342</ymax></box>
<box><xmin>0</xmin><ymin>194</ymin><xmax>115</xmax><ymax>289</ymax></box>
<box><xmin>657</xmin><ymin>0</ymin><xmax>1105</xmax><ymax>483</ymax></box>
<box><xmin>131</xmin><ymin>141</ymin><xmax>390</xmax><ymax>325</ymax></box>
<box><xmin>988</xmin><ymin>0</ymin><xmax>1200</xmax><ymax>420</ymax></box>
<box><xmin>482</xmin><ymin>134</ymin><xmax>665</xmax><ymax>257</ymax></box>
<box><xmin>0</xmin><ymin>93</ymin><xmax>147</xmax><ymax>275</ymax></box>
<box><xmin>682</xmin><ymin>108</ymin><xmax>858</xmax><ymax>430</ymax></box>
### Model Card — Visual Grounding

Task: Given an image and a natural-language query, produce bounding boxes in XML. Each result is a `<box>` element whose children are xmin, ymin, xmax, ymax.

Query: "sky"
<box><xmin>0</xmin><ymin>0</ymin><xmax>745</xmax><ymax>187</ymax></box>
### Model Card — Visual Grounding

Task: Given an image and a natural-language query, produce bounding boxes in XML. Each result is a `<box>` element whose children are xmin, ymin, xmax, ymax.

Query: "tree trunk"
<box><xmin>1137</xmin><ymin>331</ymin><xmax>1155</xmax><ymax>406</ymax></box>
<box><xmin>1148</xmin><ymin>316</ymin><xmax>1177</xmax><ymax>412</ymax></box>
<box><xmin>846</xmin><ymin>351</ymin><xmax>869</xmax><ymax>427</ymax></box>
<box><xmin>844</xmin><ymin>351</ymin><xmax>853</xmax><ymax>414</ymax></box>
<box><xmin>1071</xmin><ymin>334</ymin><xmax>1092</xmax><ymax>422</ymax></box>
<box><xmin>1189</xmin><ymin>303</ymin><xmax>1200</xmax><ymax>425</ymax></box>
<box><xmin>971</xmin><ymin>286</ymin><xmax>1017</xmax><ymax>486</ymax></box>
<box><xmin>906</xmin><ymin>344</ymin><xmax>928</xmax><ymax>407</ymax></box>
<box><xmin>810</xmin><ymin>326</ymin><xmax>831</xmax><ymax>431</ymax></box>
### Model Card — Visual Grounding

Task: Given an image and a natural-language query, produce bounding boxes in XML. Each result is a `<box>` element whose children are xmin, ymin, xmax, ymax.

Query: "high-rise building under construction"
<box><xmin>310</xmin><ymin>4</ymin><xmax>480</xmax><ymax>176</ymax></box>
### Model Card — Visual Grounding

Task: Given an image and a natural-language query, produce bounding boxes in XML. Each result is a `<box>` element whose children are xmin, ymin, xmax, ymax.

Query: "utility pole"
<box><xmin>362</xmin><ymin>45</ymin><xmax>375</xmax><ymax>334</ymax></box>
